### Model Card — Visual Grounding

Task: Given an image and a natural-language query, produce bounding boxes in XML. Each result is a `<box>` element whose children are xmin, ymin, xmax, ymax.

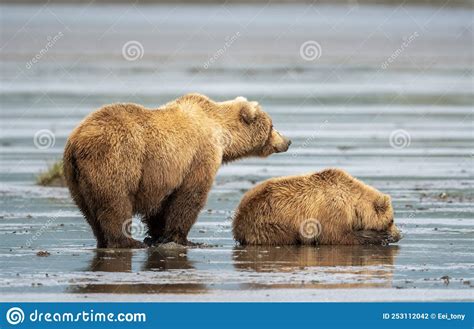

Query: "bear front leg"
<box><xmin>158</xmin><ymin>178</ymin><xmax>214</xmax><ymax>246</ymax></box>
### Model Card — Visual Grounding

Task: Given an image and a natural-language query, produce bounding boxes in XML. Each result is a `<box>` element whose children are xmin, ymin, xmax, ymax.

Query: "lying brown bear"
<box><xmin>63</xmin><ymin>93</ymin><xmax>291</xmax><ymax>248</ymax></box>
<box><xmin>233</xmin><ymin>169</ymin><xmax>401</xmax><ymax>245</ymax></box>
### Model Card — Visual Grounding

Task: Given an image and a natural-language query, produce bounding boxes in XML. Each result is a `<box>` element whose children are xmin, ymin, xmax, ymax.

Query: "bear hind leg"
<box><xmin>71</xmin><ymin>188</ymin><xmax>107</xmax><ymax>248</ymax></box>
<box><xmin>143</xmin><ymin>211</ymin><xmax>167</xmax><ymax>246</ymax></box>
<box><xmin>85</xmin><ymin>212</ymin><xmax>107</xmax><ymax>249</ymax></box>
<box><xmin>160</xmin><ymin>182</ymin><xmax>213</xmax><ymax>246</ymax></box>
<box><xmin>97</xmin><ymin>199</ymin><xmax>146</xmax><ymax>249</ymax></box>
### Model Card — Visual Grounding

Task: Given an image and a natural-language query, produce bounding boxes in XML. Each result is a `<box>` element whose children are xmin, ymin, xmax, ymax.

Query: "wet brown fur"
<box><xmin>233</xmin><ymin>169</ymin><xmax>401</xmax><ymax>246</ymax></box>
<box><xmin>63</xmin><ymin>93</ymin><xmax>290</xmax><ymax>248</ymax></box>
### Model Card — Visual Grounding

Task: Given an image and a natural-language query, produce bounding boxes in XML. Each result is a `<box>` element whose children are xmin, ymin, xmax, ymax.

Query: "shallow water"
<box><xmin>0</xmin><ymin>3</ymin><xmax>473</xmax><ymax>301</ymax></box>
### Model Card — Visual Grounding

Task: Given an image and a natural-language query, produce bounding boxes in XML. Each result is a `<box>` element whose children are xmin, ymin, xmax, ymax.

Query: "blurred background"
<box><xmin>0</xmin><ymin>1</ymin><xmax>473</xmax><ymax>300</ymax></box>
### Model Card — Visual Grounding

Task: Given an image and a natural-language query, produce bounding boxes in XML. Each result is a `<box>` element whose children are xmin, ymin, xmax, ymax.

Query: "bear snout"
<box><xmin>388</xmin><ymin>225</ymin><xmax>402</xmax><ymax>243</ymax></box>
<box><xmin>275</xmin><ymin>135</ymin><xmax>291</xmax><ymax>153</ymax></box>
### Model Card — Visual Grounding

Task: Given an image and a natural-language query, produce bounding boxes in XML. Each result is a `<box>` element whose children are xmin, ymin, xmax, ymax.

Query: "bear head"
<box><xmin>216</xmin><ymin>96</ymin><xmax>291</xmax><ymax>162</ymax></box>
<box><xmin>354</xmin><ymin>191</ymin><xmax>401</xmax><ymax>244</ymax></box>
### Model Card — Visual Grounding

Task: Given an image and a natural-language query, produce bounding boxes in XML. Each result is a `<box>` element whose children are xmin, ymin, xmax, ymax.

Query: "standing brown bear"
<box><xmin>233</xmin><ymin>169</ymin><xmax>401</xmax><ymax>245</ymax></box>
<box><xmin>63</xmin><ymin>93</ymin><xmax>291</xmax><ymax>248</ymax></box>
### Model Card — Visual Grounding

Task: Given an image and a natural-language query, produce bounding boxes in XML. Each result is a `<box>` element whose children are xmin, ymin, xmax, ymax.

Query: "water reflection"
<box><xmin>143</xmin><ymin>247</ymin><xmax>195</xmax><ymax>271</ymax></box>
<box><xmin>70</xmin><ymin>245</ymin><xmax>400</xmax><ymax>294</ymax></box>
<box><xmin>87</xmin><ymin>250</ymin><xmax>134</xmax><ymax>273</ymax></box>
<box><xmin>70</xmin><ymin>248</ymin><xmax>207</xmax><ymax>294</ymax></box>
<box><xmin>233</xmin><ymin>245</ymin><xmax>400</xmax><ymax>289</ymax></box>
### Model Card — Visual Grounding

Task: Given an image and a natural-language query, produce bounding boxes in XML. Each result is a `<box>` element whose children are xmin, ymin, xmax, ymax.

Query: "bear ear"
<box><xmin>240</xmin><ymin>104</ymin><xmax>257</xmax><ymax>124</ymax></box>
<box><xmin>374</xmin><ymin>194</ymin><xmax>391</xmax><ymax>214</ymax></box>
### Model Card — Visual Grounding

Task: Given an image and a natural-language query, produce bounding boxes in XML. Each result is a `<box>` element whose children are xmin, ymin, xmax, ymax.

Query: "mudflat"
<box><xmin>0</xmin><ymin>3</ymin><xmax>472</xmax><ymax>301</ymax></box>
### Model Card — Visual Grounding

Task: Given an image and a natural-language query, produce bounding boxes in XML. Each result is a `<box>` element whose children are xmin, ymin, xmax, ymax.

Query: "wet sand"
<box><xmin>0</xmin><ymin>3</ymin><xmax>473</xmax><ymax>301</ymax></box>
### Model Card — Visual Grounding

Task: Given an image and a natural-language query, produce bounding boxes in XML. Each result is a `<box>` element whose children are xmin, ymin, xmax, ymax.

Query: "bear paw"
<box><xmin>353</xmin><ymin>230</ymin><xmax>397</xmax><ymax>246</ymax></box>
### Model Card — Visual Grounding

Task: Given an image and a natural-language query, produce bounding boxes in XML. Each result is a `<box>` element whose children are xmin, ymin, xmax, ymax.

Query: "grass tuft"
<box><xmin>36</xmin><ymin>160</ymin><xmax>66</xmax><ymax>187</ymax></box>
